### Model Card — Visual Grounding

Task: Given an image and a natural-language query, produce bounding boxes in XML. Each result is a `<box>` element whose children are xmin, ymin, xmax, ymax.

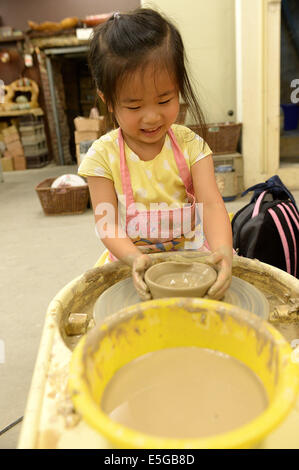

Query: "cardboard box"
<box><xmin>4</xmin><ymin>132</ymin><xmax>20</xmax><ymax>145</ymax></box>
<box><xmin>213</xmin><ymin>152</ymin><xmax>243</xmax><ymax>194</ymax></box>
<box><xmin>2</xmin><ymin>125</ymin><xmax>18</xmax><ymax>137</ymax></box>
<box><xmin>6</xmin><ymin>139</ymin><xmax>24</xmax><ymax>157</ymax></box>
<box><xmin>1</xmin><ymin>156</ymin><xmax>14</xmax><ymax>171</ymax></box>
<box><xmin>4</xmin><ymin>149</ymin><xmax>12</xmax><ymax>159</ymax></box>
<box><xmin>74</xmin><ymin>130</ymin><xmax>100</xmax><ymax>144</ymax></box>
<box><xmin>74</xmin><ymin>116</ymin><xmax>105</xmax><ymax>132</ymax></box>
<box><xmin>13</xmin><ymin>156</ymin><xmax>26</xmax><ymax>170</ymax></box>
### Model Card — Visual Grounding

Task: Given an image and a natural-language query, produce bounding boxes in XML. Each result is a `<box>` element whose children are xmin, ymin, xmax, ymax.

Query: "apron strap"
<box><xmin>167</xmin><ymin>128</ymin><xmax>194</xmax><ymax>195</ymax></box>
<box><xmin>119</xmin><ymin>128</ymin><xmax>136</xmax><ymax>208</ymax></box>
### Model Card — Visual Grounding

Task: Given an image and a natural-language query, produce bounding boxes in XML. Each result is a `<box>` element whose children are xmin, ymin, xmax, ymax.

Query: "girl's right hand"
<box><xmin>204</xmin><ymin>247</ymin><xmax>232</xmax><ymax>300</ymax></box>
<box><xmin>132</xmin><ymin>254</ymin><xmax>152</xmax><ymax>300</ymax></box>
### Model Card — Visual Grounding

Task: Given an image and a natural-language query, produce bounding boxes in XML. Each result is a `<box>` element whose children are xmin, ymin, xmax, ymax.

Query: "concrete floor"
<box><xmin>0</xmin><ymin>164</ymin><xmax>102</xmax><ymax>449</ymax></box>
<box><xmin>0</xmin><ymin>164</ymin><xmax>299</xmax><ymax>449</ymax></box>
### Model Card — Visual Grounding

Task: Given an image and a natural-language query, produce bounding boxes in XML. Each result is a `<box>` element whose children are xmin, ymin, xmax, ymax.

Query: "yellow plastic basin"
<box><xmin>69</xmin><ymin>297</ymin><xmax>299</xmax><ymax>449</ymax></box>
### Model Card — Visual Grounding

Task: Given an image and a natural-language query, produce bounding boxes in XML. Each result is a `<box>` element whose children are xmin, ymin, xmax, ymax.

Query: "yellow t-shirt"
<box><xmin>78</xmin><ymin>124</ymin><xmax>211</xmax><ymax>221</ymax></box>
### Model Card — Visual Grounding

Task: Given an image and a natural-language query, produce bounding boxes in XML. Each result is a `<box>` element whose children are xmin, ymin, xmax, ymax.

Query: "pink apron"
<box><xmin>108</xmin><ymin>127</ymin><xmax>206</xmax><ymax>261</ymax></box>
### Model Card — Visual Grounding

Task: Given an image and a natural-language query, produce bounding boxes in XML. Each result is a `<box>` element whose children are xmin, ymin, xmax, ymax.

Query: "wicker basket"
<box><xmin>35</xmin><ymin>178</ymin><xmax>89</xmax><ymax>215</ymax></box>
<box><xmin>188</xmin><ymin>122</ymin><xmax>242</xmax><ymax>154</ymax></box>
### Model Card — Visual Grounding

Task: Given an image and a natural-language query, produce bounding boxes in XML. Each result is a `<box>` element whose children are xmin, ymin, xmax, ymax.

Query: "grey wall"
<box><xmin>0</xmin><ymin>0</ymin><xmax>140</xmax><ymax>31</ymax></box>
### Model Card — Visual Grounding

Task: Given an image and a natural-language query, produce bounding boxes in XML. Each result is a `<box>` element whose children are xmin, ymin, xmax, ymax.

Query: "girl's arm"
<box><xmin>191</xmin><ymin>155</ymin><xmax>233</xmax><ymax>299</ymax></box>
<box><xmin>87</xmin><ymin>176</ymin><xmax>152</xmax><ymax>298</ymax></box>
<box><xmin>87</xmin><ymin>176</ymin><xmax>141</xmax><ymax>263</ymax></box>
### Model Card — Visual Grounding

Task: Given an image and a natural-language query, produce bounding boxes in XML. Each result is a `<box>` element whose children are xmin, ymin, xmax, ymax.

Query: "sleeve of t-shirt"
<box><xmin>77</xmin><ymin>141</ymin><xmax>113</xmax><ymax>180</ymax></box>
<box><xmin>183</xmin><ymin>127</ymin><xmax>212</xmax><ymax>166</ymax></box>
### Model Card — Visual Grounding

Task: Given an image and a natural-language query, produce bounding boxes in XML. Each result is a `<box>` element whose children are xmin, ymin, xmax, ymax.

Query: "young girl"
<box><xmin>78</xmin><ymin>8</ymin><xmax>233</xmax><ymax>301</ymax></box>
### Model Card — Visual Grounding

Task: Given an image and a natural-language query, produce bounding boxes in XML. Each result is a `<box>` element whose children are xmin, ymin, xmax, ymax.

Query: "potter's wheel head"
<box><xmin>223</xmin><ymin>277</ymin><xmax>269</xmax><ymax>320</ymax></box>
<box><xmin>94</xmin><ymin>276</ymin><xmax>269</xmax><ymax>325</ymax></box>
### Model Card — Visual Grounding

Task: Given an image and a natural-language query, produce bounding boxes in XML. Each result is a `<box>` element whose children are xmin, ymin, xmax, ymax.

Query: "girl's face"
<box><xmin>112</xmin><ymin>65</ymin><xmax>180</xmax><ymax>154</ymax></box>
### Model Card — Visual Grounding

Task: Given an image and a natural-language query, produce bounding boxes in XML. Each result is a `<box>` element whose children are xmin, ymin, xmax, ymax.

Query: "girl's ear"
<box><xmin>97</xmin><ymin>90</ymin><xmax>113</xmax><ymax>113</ymax></box>
<box><xmin>97</xmin><ymin>90</ymin><xmax>105</xmax><ymax>103</ymax></box>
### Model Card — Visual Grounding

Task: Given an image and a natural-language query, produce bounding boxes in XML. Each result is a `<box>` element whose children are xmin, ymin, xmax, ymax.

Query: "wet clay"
<box><xmin>157</xmin><ymin>271</ymin><xmax>209</xmax><ymax>288</ymax></box>
<box><xmin>101</xmin><ymin>347</ymin><xmax>268</xmax><ymax>439</ymax></box>
<box><xmin>145</xmin><ymin>262</ymin><xmax>217</xmax><ymax>298</ymax></box>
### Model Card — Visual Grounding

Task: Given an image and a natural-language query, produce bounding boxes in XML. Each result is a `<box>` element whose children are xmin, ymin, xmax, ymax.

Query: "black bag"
<box><xmin>232</xmin><ymin>175</ymin><xmax>299</xmax><ymax>278</ymax></box>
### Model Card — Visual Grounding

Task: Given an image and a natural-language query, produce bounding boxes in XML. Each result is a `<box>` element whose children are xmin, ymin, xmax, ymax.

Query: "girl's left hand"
<box><xmin>132</xmin><ymin>254</ymin><xmax>152</xmax><ymax>301</ymax></box>
<box><xmin>205</xmin><ymin>248</ymin><xmax>233</xmax><ymax>300</ymax></box>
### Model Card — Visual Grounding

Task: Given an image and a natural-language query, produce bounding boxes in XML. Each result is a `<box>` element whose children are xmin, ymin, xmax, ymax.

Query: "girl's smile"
<box><xmin>142</xmin><ymin>126</ymin><xmax>161</xmax><ymax>132</ymax></box>
<box><xmin>113</xmin><ymin>65</ymin><xmax>180</xmax><ymax>160</ymax></box>
<box><xmin>141</xmin><ymin>126</ymin><xmax>162</xmax><ymax>137</ymax></box>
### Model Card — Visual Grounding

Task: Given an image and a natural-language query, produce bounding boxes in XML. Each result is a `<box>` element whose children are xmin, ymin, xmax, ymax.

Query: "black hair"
<box><xmin>88</xmin><ymin>8</ymin><xmax>206</xmax><ymax>136</ymax></box>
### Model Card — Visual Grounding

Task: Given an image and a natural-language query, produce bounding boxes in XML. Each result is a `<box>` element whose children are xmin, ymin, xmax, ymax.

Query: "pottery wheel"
<box><xmin>94</xmin><ymin>276</ymin><xmax>269</xmax><ymax>325</ymax></box>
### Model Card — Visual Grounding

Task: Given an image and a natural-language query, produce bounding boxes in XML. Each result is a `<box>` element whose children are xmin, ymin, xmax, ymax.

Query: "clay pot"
<box><xmin>144</xmin><ymin>261</ymin><xmax>217</xmax><ymax>299</ymax></box>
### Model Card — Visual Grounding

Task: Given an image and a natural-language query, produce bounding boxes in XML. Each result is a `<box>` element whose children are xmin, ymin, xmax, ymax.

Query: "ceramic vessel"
<box><xmin>144</xmin><ymin>261</ymin><xmax>217</xmax><ymax>298</ymax></box>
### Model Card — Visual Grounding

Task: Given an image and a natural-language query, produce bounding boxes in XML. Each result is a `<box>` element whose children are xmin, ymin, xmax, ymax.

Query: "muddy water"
<box><xmin>101</xmin><ymin>347</ymin><xmax>268</xmax><ymax>439</ymax></box>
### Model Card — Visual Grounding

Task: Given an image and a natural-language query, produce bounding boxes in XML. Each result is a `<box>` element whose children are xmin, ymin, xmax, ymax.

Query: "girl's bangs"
<box><xmin>113</xmin><ymin>51</ymin><xmax>179</xmax><ymax>104</ymax></box>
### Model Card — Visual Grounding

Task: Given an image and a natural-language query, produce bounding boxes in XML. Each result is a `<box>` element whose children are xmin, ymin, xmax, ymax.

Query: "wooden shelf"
<box><xmin>0</xmin><ymin>35</ymin><xmax>24</xmax><ymax>43</ymax></box>
<box><xmin>0</xmin><ymin>108</ymin><xmax>44</xmax><ymax>117</ymax></box>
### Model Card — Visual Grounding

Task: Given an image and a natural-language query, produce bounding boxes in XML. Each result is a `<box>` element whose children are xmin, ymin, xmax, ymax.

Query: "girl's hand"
<box><xmin>132</xmin><ymin>254</ymin><xmax>152</xmax><ymax>300</ymax></box>
<box><xmin>205</xmin><ymin>247</ymin><xmax>232</xmax><ymax>300</ymax></box>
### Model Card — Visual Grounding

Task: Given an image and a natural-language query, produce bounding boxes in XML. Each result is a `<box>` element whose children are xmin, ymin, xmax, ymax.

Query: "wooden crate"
<box><xmin>23</xmin><ymin>140</ymin><xmax>47</xmax><ymax>157</ymax></box>
<box><xmin>213</xmin><ymin>152</ymin><xmax>243</xmax><ymax>194</ymax></box>
<box><xmin>26</xmin><ymin>153</ymin><xmax>48</xmax><ymax>169</ymax></box>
